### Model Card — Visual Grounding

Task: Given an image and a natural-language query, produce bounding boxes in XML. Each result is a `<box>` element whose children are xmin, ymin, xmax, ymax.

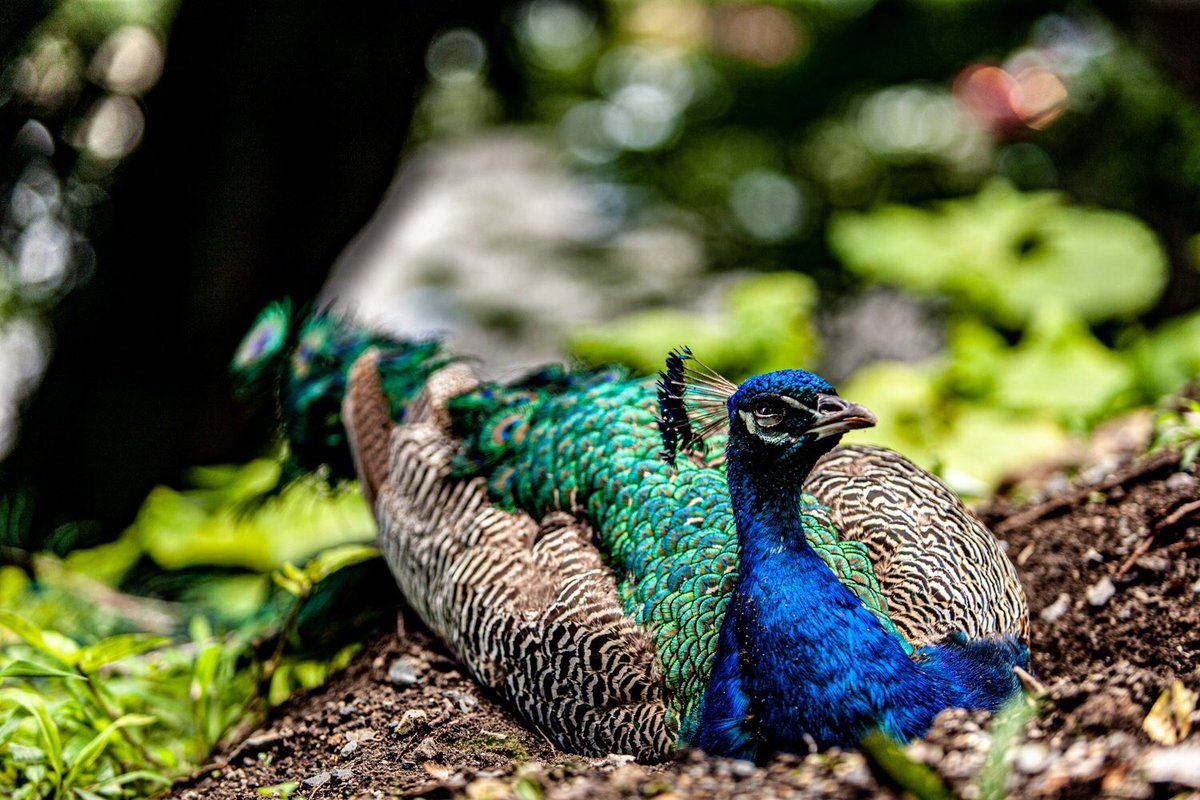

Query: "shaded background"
<box><xmin>1</xmin><ymin>0</ymin><xmax>506</xmax><ymax>547</ymax></box>
<box><xmin>3</xmin><ymin>0</ymin><xmax>1200</xmax><ymax>553</ymax></box>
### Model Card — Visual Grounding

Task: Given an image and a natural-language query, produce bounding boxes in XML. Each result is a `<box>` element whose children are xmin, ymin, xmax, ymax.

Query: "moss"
<box><xmin>453</xmin><ymin>732</ymin><xmax>531</xmax><ymax>762</ymax></box>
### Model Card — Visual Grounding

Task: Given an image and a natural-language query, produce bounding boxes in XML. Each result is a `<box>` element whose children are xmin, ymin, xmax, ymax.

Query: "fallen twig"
<box><xmin>1112</xmin><ymin>498</ymin><xmax>1200</xmax><ymax>580</ymax></box>
<box><xmin>1154</xmin><ymin>499</ymin><xmax>1200</xmax><ymax>534</ymax></box>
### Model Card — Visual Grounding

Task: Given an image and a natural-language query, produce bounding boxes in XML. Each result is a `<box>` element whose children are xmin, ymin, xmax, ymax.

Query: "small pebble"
<box><xmin>303</xmin><ymin>771</ymin><xmax>331</xmax><ymax>788</ymax></box>
<box><xmin>1083</xmin><ymin>548</ymin><xmax>1104</xmax><ymax>563</ymax></box>
<box><xmin>333</xmin><ymin>767</ymin><xmax>353</xmax><ymax>781</ymax></box>
<box><xmin>393</xmin><ymin>708</ymin><xmax>428</xmax><ymax>737</ymax></box>
<box><xmin>413</xmin><ymin>737</ymin><xmax>438</xmax><ymax>761</ymax></box>
<box><xmin>1165</xmin><ymin>472</ymin><xmax>1196</xmax><ymax>491</ymax></box>
<box><xmin>443</xmin><ymin>689</ymin><xmax>478</xmax><ymax>712</ymax></box>
<box><xmin>1135</xmin><ymin>555</ymin><xmax>1169</xmax><ymax>573</ymax></box>
<box><xmin>593</xmin><ymin>754</ymin><xmax>636</xmax><ymax>769</ymax></box>
<box><xmin>1040</xmin><ymin>593</ymin><xmax>1071</xmax><ymax>623</ymax></box>
<box><xmin>339</xmin><ymin>740</ymin><xmax>358</xmax><ymax>757</ymax></box>
<box><xmin>730</xmin><ymin>759</ymin><xmax>755</xmax><ymax>778</ymax></box>
<box><xmin>1141</xmin><ymin>745</ymin><xmax>1200</xmax><ymax>787</ymax></box>
<box><xmin>1086</xmin><ymin>577</ymin><xmax>1116</xmax><ymax>607</ymax></box>
<box><xmin>1014</xmin><ymin>742</ymin><xmax>1051</xmax><ymax>774</ymax></box>
<box><xmin>388</xmin><ymin>657</ymin><xmax>422</xmax><ymax>687</ymax></box>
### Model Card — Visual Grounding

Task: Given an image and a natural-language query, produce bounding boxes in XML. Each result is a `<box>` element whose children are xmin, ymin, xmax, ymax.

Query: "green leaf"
<box><xmin>63</xmin><ymin>713</ymin><xmax>156</xmax><ymax>789</ymax></box>
<box><xmin>0</xmin><ymin>712</ymin><xmax>22</xmax><ymax>745</ymax></box>
<box><xmin>860</xmin><ymin>730</ymin><xmax>953</xmax><ymax>800</ymax></box>
<box><xmin>830</xmin><ymin>180</ymin><xmax>1167</xmax><ymax>327</ymax></box>
<box><xmin>78</xmin><ymin>634</ymin><xmax>172</xmax><ymax>673</ymax></box>
<box><xmin>515</xmin><ymin>777</ymin><xmax>544</xmax><ymax>800</ymax></box>
<box><xmin>978</xmin><ymin>696</ymin><xmax>1036</xmax><ymax>800</ymax></box>
<box><xmin>129</xmin><ymin>468</ymin><xmax>374</xmax><ymax>573</ymax></box>
<box><xmin>271</xmin><ymin>572</ymin><xmax>307</xmax><ymax>597</ymax></box>
<box><xmin>190</xmin><ymin>643</ymin><xmax>221</xmax><ymax>704</ymax></box>
<box><xmin>5</xmin><ymin>742</ymin><xmax>47</xmax><ymax>765</ymax></box>
<box><xmin>258</xmin><ymin>781</ymin><xmax>299</xmax><ymax>797</ymax></box>
<box><xmin>109</xmin><ymin>769</ymin><xmax>172</xmax><ymax>786</ymax></box>
<box><xmin>0</xmin><ymin>609</ymin><xmax>80</xmax><ymax>666</ymax></box>
<box><xmin>569</xmin><ymin>272</ymin><xmax>821</xmax><ymax>378</ymax></box>
<box><xmin>273</xmin><ymin>560</ymin><xmax>311</xmax><ymax>597</ymax></box>
<box><xmin>992</xmin><ymin>308</ymin><xmax>1133</xmax><ymax>427</ymax></box>
<box><xmin>0</xmin><ymin>659</ymin><xmax>87</xmax><ymax>681</ymax></box>
<box><xmin>0</xmin><ymin>688</ymin><xmax>64</xmax><ymax>780</ymax></box>
<box><xmin>304</xmin><ymin>544</ymin><xmax>380</xmax><ymax>584</ymax></box>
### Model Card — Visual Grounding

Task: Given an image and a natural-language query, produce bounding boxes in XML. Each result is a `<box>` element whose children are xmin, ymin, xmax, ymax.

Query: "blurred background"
<box><xmin>2</xmin><ymin>0</ymin><xmax>1200</xmax><ymax>564</ymax></box>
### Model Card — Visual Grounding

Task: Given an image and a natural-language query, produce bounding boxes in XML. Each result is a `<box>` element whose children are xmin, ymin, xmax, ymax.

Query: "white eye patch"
<box><xmin>777</xmin><ymin>395</ymin><xmax>814</xmax><ymax>412</ymax></box>
<box><xmin>739</xmin><ymin>410</ymin><xmax>794</xmax><ymax>446</ymax></box>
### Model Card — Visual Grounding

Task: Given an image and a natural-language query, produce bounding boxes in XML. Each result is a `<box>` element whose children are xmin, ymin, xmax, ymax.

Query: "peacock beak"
<box><xmin>807</xmin><ymin>394</ymin><xmax>876</xmax><ymax>440</ymax></box>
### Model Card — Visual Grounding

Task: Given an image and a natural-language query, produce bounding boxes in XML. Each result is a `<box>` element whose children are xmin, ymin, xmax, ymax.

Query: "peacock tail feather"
<box><xmin>231</xmin><ymin>302</ymin><xmax>448</xmax><ymax>481</ymax></box>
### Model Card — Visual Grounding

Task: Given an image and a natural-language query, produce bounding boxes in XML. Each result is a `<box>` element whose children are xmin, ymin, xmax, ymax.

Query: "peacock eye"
<box><xmin>752</xmin><ymin>399</ymin><xmax>785</xmax><ymax>428</ymax></box>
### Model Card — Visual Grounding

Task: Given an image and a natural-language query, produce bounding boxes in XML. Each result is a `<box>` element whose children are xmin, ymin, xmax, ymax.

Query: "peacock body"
<box><xmin>235</xmin><ymin>304</ymin><xmax>1030</xmax><ymax>761</ymax></box>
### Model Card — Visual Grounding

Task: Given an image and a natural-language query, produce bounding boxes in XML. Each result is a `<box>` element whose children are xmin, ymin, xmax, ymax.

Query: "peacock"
<box><xmin>234</xmin><ymin>302</ymin><xmax>1030</xmax><ymax>762</ymax></box>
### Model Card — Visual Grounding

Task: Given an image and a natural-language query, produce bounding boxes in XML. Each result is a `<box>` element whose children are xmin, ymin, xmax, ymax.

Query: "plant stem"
<box><xmin>80</xmin><ymin>670</ymin><xmax>164</xmax><ymax>769</ymax></box>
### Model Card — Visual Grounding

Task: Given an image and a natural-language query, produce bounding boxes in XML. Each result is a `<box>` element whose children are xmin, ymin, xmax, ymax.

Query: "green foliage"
<box><xmin>1150</xmin><ymin>396</ymin><xmax>1200</xmax><ymax>468</ymax></box>
<box><xmin>569</xmin><ymin>272</ymin><xmax>821</xmax><ymax>379</ymax></box>
<box><xmin>0</xmin><ymin>615</ymin><xmax>180</xmax><ymax>798</ymax></box>
<box><xmin>838</xmin><ymin>298</ymin><xmax>1200</xmax><ymax>493</ymax></box>
<box><xmin>1130</xmin><ymin>310</ymin><xmax>1200</xmax><ymax>400</ymax></box>
<box><xmin>264</xmin><ymin>545</ymin><xmax>378</xmax><ymax>705</ymax></box>
<box><xmin>977</xmin><ymin>696</ymin><xmax>1037</xmax><ymax>800</ymax></box>
<box><xmin>126</xmin><ymin>460</ymin><xmax>375</xmax><ymax>573</ymax></box>
<box><xmin>860</xmin><ymin>730</ymin><xmax>953</xmax><ymax>800</ymax></box>
<box><xmin>829</xmin><ymin>181</ymin><xmax>1167</xmax><ymax>328</ymax></box>
<box><xmin>843</xmin><ymin>359</ymin><xmax>1072</xmax><ymax>495</ymax></box>
<box><xmin>271</xmin><ymin>544</ymin><xmax>380</xmax><ymax>598</ymax></box>
<box><xmin>0</xmin><ymin>461</ymin><xmax>391</xmax><ymax>797</ymax></box>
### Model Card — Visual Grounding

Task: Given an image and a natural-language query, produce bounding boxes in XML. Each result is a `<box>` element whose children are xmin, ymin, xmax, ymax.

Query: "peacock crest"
<box><xmin>655</xmin><ymin>346</ymin><xmax>736</xmax><ymax>466</ymax></box>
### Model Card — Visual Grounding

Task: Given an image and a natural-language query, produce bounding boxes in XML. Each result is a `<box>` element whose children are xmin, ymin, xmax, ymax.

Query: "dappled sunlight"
<box><xmin>0</xmin><ymin>1</ymin><xmax>171</xmax><ymax>467</ymax></box>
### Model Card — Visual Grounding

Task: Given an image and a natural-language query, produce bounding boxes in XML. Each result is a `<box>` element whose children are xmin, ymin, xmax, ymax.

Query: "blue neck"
<box><xmin>696</xmin><ymin>441</ymin><xmax>1023</xmax><ymax>757</ymax></box>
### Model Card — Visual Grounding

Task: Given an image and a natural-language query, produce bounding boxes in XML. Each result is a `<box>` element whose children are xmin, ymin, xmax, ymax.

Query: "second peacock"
<box><xmin>235</xmin><ymin>303</ymin><xmax>1030</xmax><ymax>762</ymax></box>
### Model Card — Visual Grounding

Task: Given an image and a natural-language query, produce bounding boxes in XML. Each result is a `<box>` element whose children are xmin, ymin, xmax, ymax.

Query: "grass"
<box><xmin>0</xmin><ymin>532</ymin><xmax>379</xmax><ymax>800</ymax></box>
<box><xmin>1151</xmin><ymin>396</ymin><xmax>1200</xmax><ymax>467</ymax></box>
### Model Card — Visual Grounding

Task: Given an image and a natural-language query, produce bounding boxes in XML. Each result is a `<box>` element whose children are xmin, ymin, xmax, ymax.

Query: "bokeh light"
<box><xmin>710</xmin><ymin>4</ymin><xmax>807</xmax><ymax>67</ymax></box>
<box><xmin>516</xmin><ymin>0</ymin><xmax>599</xmax><ymax>72</ymax></box>
<box><xmin>729</xmin><ymin>169</ymin><xmax>807</xmax><ymax>242</ymax></box>
<box><xmin>602</xmin><ymin>84</ymin><xmax>681</xmax><ymax>151</ymax></box>
<box><xmin>16</xmin><ymin>35</ymin><xmax>83</xmax><ymax>110</ymax></box>
<box><xmin>0</xmin><ymin>317</ymin><xmax>51</xmax><ymax>459</ymax></box>
<box><xmin>426</xmin><ymin>28</ymin><xmax>488</xmax><ymax>85</ymax></box>
<box><xmin>91</xmin><ymin>25</ymin><xmax>164</xmax><ymax>95</ymax></box>
<box><xmin>80</xmin><ymin>95</ymin><xmax>146</xmax><ymax>160</ymax></box>
<box><xmin>626</xmin><ymin>0</ymin><xmax>711</xmax><ymax>53</ymax></box>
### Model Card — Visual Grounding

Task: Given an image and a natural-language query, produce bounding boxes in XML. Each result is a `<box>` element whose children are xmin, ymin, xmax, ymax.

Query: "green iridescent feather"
<box><xmin>231</xmin><ymin>301</ymin><xmax>448</xmax><ymax>482</ymax></box>
<box><xmin>449</xmin><ymin>373</ymin><xmax>911</xmax><ymax>740</ymax></box>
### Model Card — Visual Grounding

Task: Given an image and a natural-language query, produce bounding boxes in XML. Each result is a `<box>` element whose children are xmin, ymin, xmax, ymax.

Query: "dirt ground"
<box><xmin>170</xmin><ymin>449</ymin><xmax>1200</xmax><ymax>800</ymax></box>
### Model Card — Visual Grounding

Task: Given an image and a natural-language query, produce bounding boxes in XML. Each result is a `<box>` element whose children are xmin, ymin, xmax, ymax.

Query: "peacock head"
<box><xmin>657</xmin><ymin>348</ymin><xmax>875</xmax><ymax>475</ymax></box>
<box><xmin>726</xmin><ymin>369</ymin><xmax>876</xmax><ymax>471</ymax></box>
